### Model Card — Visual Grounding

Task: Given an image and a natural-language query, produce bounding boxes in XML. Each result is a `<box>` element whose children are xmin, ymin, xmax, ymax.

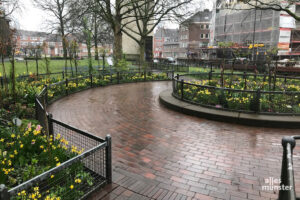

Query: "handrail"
<box><xmin>173</xmin><ymin>77</ymin><xmax>300</xmax><ymax>94</ymax></box>
<box><xmin>178</xmin><ymin>72</ymin><xmax>300</xmax><ymax>81</ymax></box>
<box><xmin>174</xmin><ymin>73</ymin><xmax>300</xmax><ymax>94</ymax></box>
<box><xmin>279</xmin><ymin>136</ymin><xmax>300</xmax><ymax>200</ymax></box>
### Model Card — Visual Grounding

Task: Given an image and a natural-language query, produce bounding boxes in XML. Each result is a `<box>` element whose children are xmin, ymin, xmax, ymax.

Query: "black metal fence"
<box><xmin>148</xmin><ymin>62</ymin><xmax>189</xmax><ymax>72</ymax></box>
<box><xmin>0</xmin><ymin>85</ymin><xmax>112</xmax><ymax>200</ymax></box>
<box><xmin>44</xmin><ymin>70</ymin><xmax>173</xmax><ymax>103</ymax></box>
<box><xmin>279</xmin><ymin>136</ymin><xmax>300</xmax><ymax>200</ymax></box>
<box><xmin>172</xmin><ymin>73</ymin><xmax>300</xmax><ymax>115</ymax></box>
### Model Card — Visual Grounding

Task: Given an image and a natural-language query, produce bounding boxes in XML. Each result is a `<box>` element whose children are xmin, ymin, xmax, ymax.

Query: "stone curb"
<box><xmin>159</xmin><ymin>89</ymin><xmax>300</xmax><ymax>128</ymax></box>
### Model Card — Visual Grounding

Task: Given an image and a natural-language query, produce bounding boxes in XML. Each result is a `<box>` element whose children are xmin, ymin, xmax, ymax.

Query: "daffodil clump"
<box><xmin>0</xmin><ymin>121</ymin><xmax>93</xmax><ymax>200</ymax></box>
<box><xmin>185</xmin><ymin>74</ymin><xmax>300</xmax><ymax>92</ymax></box>
<box><xmin>46</xmin><ymin>73</ymin><xmax>168</xmax><ymax>102</ymax></box>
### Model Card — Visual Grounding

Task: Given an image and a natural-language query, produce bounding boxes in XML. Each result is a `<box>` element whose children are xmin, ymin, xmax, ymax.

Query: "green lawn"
<box><xmin>0</xmin><ymin>59</ymin><xmax>109</xmax><ymax>76</ymax></box>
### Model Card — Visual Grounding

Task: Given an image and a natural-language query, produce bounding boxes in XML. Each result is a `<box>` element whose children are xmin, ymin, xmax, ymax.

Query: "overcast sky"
<box><xmin>11</xmin><ymin>0</ymin><xmax>213</xmax><ymax>32</ymax></box>
<box><xmin>12</xmin><ymin>0</ymin><xmax>49</xmax><ymax>32</ymax></box>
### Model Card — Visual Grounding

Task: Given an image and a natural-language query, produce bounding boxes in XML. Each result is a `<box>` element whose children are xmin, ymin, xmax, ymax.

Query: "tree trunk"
<box><xmin>25</xmin><ymin>51</ymin><xmax>29</xmax><ymax>75</ymax></box>
<box><xmin>1</xmin><ymin>55</ymin><xmax>8</xmax><ymax>92</ymax></box>
<box><xmin>44</xmin><ymin>55</ymin><xmax>50</xmax><ymax>77</ymax></box>
<box><xmin>95</xmin><ymin>41</ymin><xmax>99</xmax><ymax>61</ymax></box>
<box><xmin>69</xmin><ymin>54</ymin><xmax>73</xmax><ymax>77</ymax></box>
<box><xmin>35</xmin><ymin>54</ymin><xmax>39</xmax><ymax>76</ymax></box>
<box><xmin>113</xmin><ymin>23</ymin><xmax>123</xmax><ymax>65</ymax></box>
<box><xmin>10</xmin><ymin>52</ymin><xmax>15</xmax><ymax>97</ymax></box>
<box><xmin>74</xmin><ymin>51</ymin><xmax>78</xmax><ymax>76</ymax></box>
<box><xmin>94</xmin><ymin>16</ymin><xmax>99</xmax><ymax>61</ymax></box>
<box><xmin>139</xmin><ymin>38</ymin><xmax>146</xmax><ymax>71</ymax></box>
<box><xmin>87</xmin><ymin>44</ymin><xmax>92</xmax><ymax>75</ymax></box>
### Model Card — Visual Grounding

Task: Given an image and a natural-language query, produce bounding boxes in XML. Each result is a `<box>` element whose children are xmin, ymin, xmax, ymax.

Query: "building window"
<box><xmin>206</xmin><ymin>24</ymin><xmax>209</xmax><ymax>29</ymax></box>
<box><xmin>205</xmin><ymin>34</ymin><xmax>209</xmax><ymax>38</ymax></box>
<box><xmin>200</xmin><ymin>34</ymin><xmax>204</xmax><ymax>39</ymax></box>
<box><xmin>200</xmin><ymin>25</ymin><xmax>204</xmax><ymax>29</ymax></box>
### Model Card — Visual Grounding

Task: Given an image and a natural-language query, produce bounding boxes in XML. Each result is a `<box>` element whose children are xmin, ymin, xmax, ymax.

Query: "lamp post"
<box><xmin>252</xmin><ymin>0</ymin><xmax>258</xmax><ymax>61</ymax></box>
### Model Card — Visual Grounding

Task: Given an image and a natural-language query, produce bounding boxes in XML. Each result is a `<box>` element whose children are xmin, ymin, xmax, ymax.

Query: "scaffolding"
<box><xmin>215</xmin><ymin>8</ymin><xmax>280</xmax><ymax>49</ymax></box>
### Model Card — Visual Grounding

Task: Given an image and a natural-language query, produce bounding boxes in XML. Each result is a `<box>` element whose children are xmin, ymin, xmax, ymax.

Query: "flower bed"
<box><xmin>0</xmin><ymin>71</ymin><xmax>170</xmax><ymax>118</ymax></box>
<box><xmin>174</xmin><ymin>73</ymin><xmax>300</xmax><ymax>114</ymax></box>
<box><xmin>0</xmin><ymin>119</ymin><xmax>99</xmax><ymax>200</ymax></box>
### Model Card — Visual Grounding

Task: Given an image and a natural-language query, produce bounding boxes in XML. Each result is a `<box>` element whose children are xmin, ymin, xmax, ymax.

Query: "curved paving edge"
<box><xmin>159</xmin><ymin>89</ymin><xmax>300</xmax><ymax>128</ymax></box>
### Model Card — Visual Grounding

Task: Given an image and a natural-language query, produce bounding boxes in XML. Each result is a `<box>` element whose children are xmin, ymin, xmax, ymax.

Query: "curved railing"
<box><xmin>279</xmin><ymin>135</ymin><xmax>300</xmax><ymax>200</ymax></box>
<box><xmin>172</xmin><ymin>73</ymin><xmax>300</xmax><ymax>115</ymax></box>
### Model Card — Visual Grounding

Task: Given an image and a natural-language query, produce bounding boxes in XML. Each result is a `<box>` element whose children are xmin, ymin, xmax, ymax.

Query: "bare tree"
<box><xmin>33</xmin><ymin>0</ymin><xmax>83</xmax><ymax>71</ymax></box>
<box><xmin>42</xmin><ymin>41</ymin><xmax>51</xmax><ymax>76</ymax></box>
<box><xmin>21</xmin><ymin>45</ymin><xmax>30</xmax><ymax>75</ymax></box>
<box><xmin>122</xmin><ymin>0</ymin><xmax>193</xmax><ymax>65</ymax></box>
<box><xmin>89</xmin><ymin>0</ymin><xmax>144</xmax><ymax>63</ymax></box>
<box><xmin>236</xmin><ymin>0</ymin><xmax>299</xmax><ymax>21</ymax></box>
<box><xmin>0</xmin><ymin>0</ymin><xmax>19</xmax><ymax>18</ymax></box>
<box><xmin>92</xmin><ymin>15</ymin><xmax>113</xmax><ymax>61</ymax></box>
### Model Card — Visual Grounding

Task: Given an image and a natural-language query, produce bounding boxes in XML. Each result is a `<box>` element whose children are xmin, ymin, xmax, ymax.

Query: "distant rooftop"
<box><xmin>154</xmin><ymin>28</ymin><xmax>179</xmax><ymax>38</ymax></box>
<box><xmin>182</xmin><ymin>9</ymin><xmax>212</xmax><ymax>24</ymax></box>
<box><xmin>17</xmin><ymin>30</ymin><xmax>49</xmax><ymax>37</ymax></box>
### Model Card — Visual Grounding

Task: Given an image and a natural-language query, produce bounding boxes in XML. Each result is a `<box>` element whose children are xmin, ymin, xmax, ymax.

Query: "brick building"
<box><xmin>178</xmin><ymin>9</ymin><xmax>212</xmax><ymax>59</ymax></box>
<box><xmin>153</xmin><ymin>28</ymin><xmax>178</xmax><ymax>58</ymax></box>
<box><xmin>162</xmin><ymin>30</ymin><xmax>179</xmax><ymax>58</ymax></box>
<box><xmin>15</xmin><ymin>30</ymin><xmax>112</xmax><ymax>58</ymax></box>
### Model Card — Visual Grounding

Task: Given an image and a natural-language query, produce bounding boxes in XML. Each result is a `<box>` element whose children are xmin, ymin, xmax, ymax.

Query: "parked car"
<box><xmin>166</xmin><ymin>57</ymin><xmax>176</xmax><ymax>64</ymax></box>
<box><xmin>15</xmin><ymin>57</ymin><xmax>24</xmax><ymax>61</ymax></box>
<box><xmin>153</xmin><ymin>59</ymin><xmax>159</xmax><ymax>63</ymax></box>
<box><xmin>235</xmin><ymin>57</ymin><xmax>249</xmax><ymax>64</ymax></box>
<box><xmin>106</xmin><ymin>57</ymin><xmax>113</xmax><ymax>66</ymax></box>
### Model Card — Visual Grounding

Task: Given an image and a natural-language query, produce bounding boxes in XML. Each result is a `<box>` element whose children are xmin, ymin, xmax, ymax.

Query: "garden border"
<box><xmin>173</xmin><ymin>73</ymin><xmax>300</xmax><ymax>115</ymax></box>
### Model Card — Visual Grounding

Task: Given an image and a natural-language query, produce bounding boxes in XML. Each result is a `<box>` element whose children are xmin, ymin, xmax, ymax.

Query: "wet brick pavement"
<box><xmin>48</xmin><ymin>81</ymin><xmax>300</xmax><ymax>200</ymax></box>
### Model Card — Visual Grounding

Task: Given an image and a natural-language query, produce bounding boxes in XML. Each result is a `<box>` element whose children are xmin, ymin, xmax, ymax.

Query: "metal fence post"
<box><xmin>48</xmin><ymin>113</ymin><xmax>54</xmax><ymax>137</ymax></box>
<box><xmin>117</xmin><ymin>72</ymin><xmax>120</xmax><ymax>84</ymax></box>
<box><xmin>44</xmin><ymin>85</ymin><xmax>48</xmax><ymax>106</ymax></box>
<box><xmin>110</xmin><ymin>71</ymin><xmax>112</xmax><ymax>83</ymax></box>
<box><xmin>0</xmin><ymin>184</ymin><xmax>9</xmax><ymax>200</ymax></box>
<box><xmin>279</xmin><ymin>136</ymin><xmax>296</xmax><ymax>200</ymax></box>
<box><xmin>144</xmin><ymin>70</ymin><xmax>146</xmax><ymax>82</ymax></box>
<box><xmin>65</xmin><ymin>78</ymin><xmax>68</xmax><ymax>96</ymax></box>
<box><xmin>243</xmin><ymin>72</ymin><xmax>247</xmax><ymax>89</ymax></box>
<box><xmin>90</xmin><ymin>74</ymin><xmax>93</xmax><ymax>88</ymax></box>
<box><xmin>0</xmin><ymin>77</ymin><xmax>3</xmax><ymax>89</ymax></box>
<box><xmin>62</xmin><ymin>71</ymin><xmax>65</xmax><ymax>79</ymax></box>
<box><xmin>284</xmin><ymin>74</ymin><xmax>287</xmax><ymax>85</ymax></box>
<box><xmin>35</xmin><ymin>96</ymin><xmax>39</xmax><ymax>120</ymax></box>
<box><xmin>256</xmin><ymin>89</ymin><xmax>261</xmax><ymax>112</ymax></box>
<box><xmin>181</xmin><ymin>79</ymin><xmax>184</xmax><ymax>100</ymax></box>
<box><xmin>105</xmin><ymin>135</ymin><xmax>112</xmax><ymax>184</ymax></box>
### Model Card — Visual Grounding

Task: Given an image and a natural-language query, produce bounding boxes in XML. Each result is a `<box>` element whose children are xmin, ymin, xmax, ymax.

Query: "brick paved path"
<box><xmin>48</xmin><ymin>81</ymin><xmax>300</xmax><ymax>200</ymax></box>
